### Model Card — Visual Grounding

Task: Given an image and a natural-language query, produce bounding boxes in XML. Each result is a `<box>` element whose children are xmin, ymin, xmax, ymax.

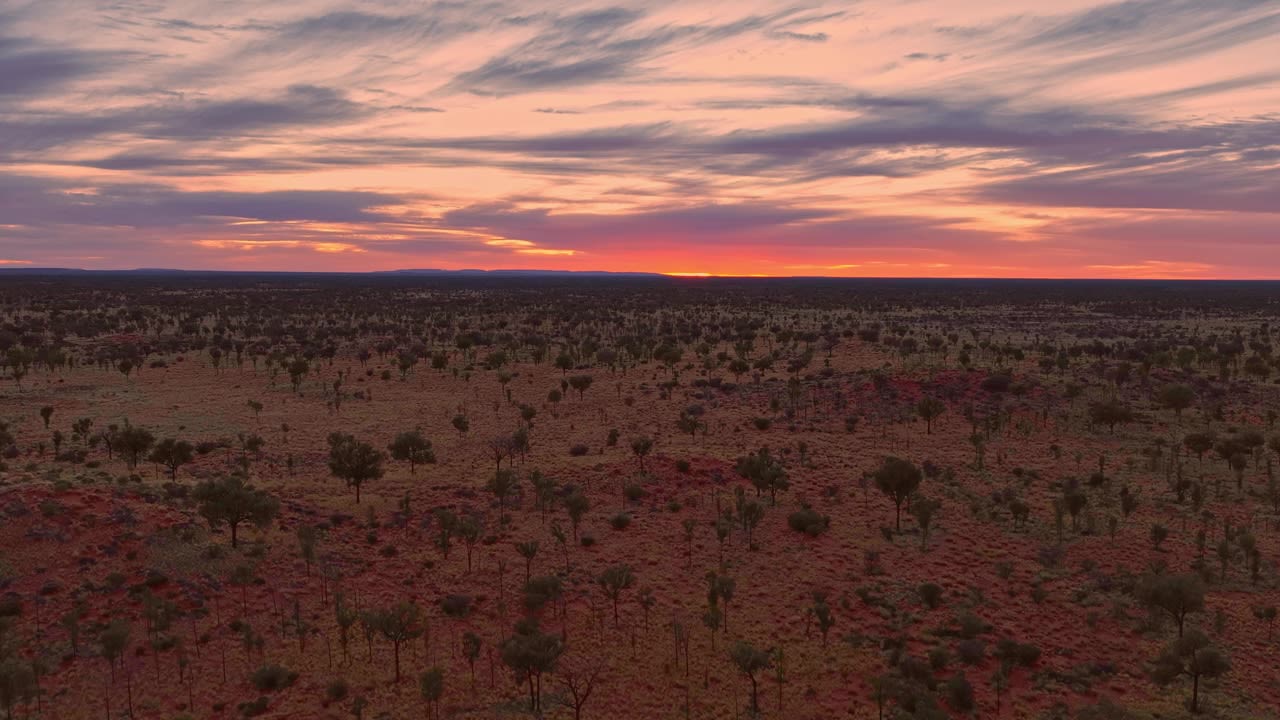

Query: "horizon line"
<box><xmin>2</xmin><ymin>266</ymin><xmax>1279</xmax><ymax>282</ymax></box>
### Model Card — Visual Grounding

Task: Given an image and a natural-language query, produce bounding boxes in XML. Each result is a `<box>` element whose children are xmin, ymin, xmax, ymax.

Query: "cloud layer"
<box><xmin>2</xmin><ymin>0</ymin><xmax>1278</xmax><ymax>277</ymax></box>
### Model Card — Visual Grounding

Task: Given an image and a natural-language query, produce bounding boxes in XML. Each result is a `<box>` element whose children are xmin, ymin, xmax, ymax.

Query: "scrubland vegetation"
<box><xmin>0</xmin><ymin>275</ymin><xmax>1278</xmax><ymax>719</ymax></box>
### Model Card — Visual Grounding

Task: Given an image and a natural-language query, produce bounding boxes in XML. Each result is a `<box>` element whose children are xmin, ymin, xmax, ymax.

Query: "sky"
<box><xmin>1</xmin><ymin>0</ymin><xmax>1278</xmax><ymax>278</ymax></box>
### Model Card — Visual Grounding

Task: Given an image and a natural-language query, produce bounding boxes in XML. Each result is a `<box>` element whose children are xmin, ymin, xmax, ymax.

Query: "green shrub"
<box><xmin>523</xmin><ymin>576</ymin><xmax>563</xmax><ymax>611</ymax></box>
<box><xmin>928</xmin><ymin>647</ymin><xmax>950</xmax><ymax>671</ymax></box>
<box><xmin>238</xmin><ymin>696</ymin><xmax>270</xmax><ymax>717</ymax></box>
<box><xmin>326</xmin><ymin>679</ymin><xmax>349</xmax><ymax>702</ymax></box>
<box><xmin>956</xmin><ymin>639</ymin><xmax>985</xmax><ymax>665</ymax></box>
<box><xmin>250</xmin><ymin>665</ymin><xmax>297</xmax><ymax>692</ymax></box>
<box><xmin>441</xmin><ymin>594</ymin><xmax>472</xmax><ymax>617</ymax></box>
<box><xmin>946</xmin><ymin>672</ymin><xmax>974</xmax><ymax>711</ymax></box>
<box><xmin>918</xmin><ymin>583</ymin><xmax>944</xmax><ymax>610</ymax></box>
<box><xmin>787</xmin><ymin>507</ymin><xmax>830</xmax><ymax>536</ymax></box>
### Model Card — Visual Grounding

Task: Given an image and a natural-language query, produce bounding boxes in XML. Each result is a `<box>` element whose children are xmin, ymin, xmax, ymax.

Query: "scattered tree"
<box><xmin>194</xmin><ymin>475</ymin><xmax>280</xmax><ymax>548</ymax></box>
<box><xmin>873</xmin><ymin>456</ymin><xmax>923</xmax><ymax>532</ymax></box>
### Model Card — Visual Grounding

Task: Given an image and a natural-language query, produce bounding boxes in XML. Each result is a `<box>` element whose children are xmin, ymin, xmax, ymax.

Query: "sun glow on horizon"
<box><xmin>1</xmin><ymin>1</ymin><xmax>1276</xmax><ymax>278</ymax></box>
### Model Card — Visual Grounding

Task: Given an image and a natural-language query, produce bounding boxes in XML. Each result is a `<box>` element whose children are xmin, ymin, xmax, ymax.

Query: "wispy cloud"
<box><xmin>1</xmin><ymin>0</ymin><xmax>1276</xmax><ymax>277</ymax></box>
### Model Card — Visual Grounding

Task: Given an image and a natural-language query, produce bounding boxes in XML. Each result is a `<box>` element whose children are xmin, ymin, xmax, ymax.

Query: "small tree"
<box><xmin>1159</xmin><ymin>384</ymin><xmax>1195</xmax><ymax>418</ymax></box>
<box><xmin>910</xmin><ymin>495</ymin><xmax>942</xmax><ymax>550</ymax></box>
<box><xmin>991</xmin><ymin>667</ymin><xmax>1008</xmax><ymax>717</ymax></box>
<box><xmin>1089</xmin><ymin>399</ymin><xmax>1133</xmax><ymax>433</ymax></box>
<box><xmin>946</xmin><ymin>672</ymin><xmax>975</xmax><ymax>713</ymax></box>
<box><xmin>335</xmin><ymin>595</ymin><xmax>358</xmax><ymax>664</ymax></box>
<box><xmin>117</xmin><ymin>423</ymin><xmax>155</xmax><ymax>469</ymax></box>
<box><xmin>501</xmin><ymin>618</ymin><xmax>564</xmax><ymax>713</ymax></box>
<box><xmin>462</xmin><ymin>632</ymin><xmax>481</xmax><ymax>686</ymax></box>
<box><xmin>568</xmin><ymin>374</ymin><xmax>594</xmax><ymax>400</ymax></box>
<box><xmin>286</xmin><ymin>358</ymin><xmax>308</xmax><ymax>393</ymax></box>
<box><xmin>419</xmin><ymin>667</ymin><xmax>444</xmax><ymax>719</ymax></box>
<box><xmin>735</xmin><ymin>447</ymin><xmax>789</xmax><ymax>505</ymax></box>
<box><xmin>434</xmin><ymin>509</ymin><xmax>458</xmax><ymax>558</ymax></box>
<box><xmin>516</xmin><ymin>541</ymin><xmax>539</xmax><ymax>585</ymax></box>
<box><xmin>100</xmin><ymin>619</ymin><xmax>131</xmax><ymax>681</ymax></box>
<box><xmin>598</xmin><ymin>564</ymin><xmax>635</xmax><ymax>628</ymax></box>
<box><xmin>873</xmin><ymin>456</ymin><xmax>922</xmax><ymax>532</ymax></box>
<box><xmin>451</xmin><ymin>414</ymin><xmax>470</xmax><ymax>439</ymax></box>
<box><xmin>39</xmin><ymin>405</ymin><xmax>54</xmax><ymax>428</ymax></box>
<box><xmin>1185</xmin><ymin>432</ymin><xmax>1216</xmax><ymax>464</ymax></box>
<box><xmin>676</xmin><ymin>412</ymin><xmax>703</xmax><ymax>438</ymax></box>
<box><xmin>702</xmin><ymin>605</ymin><xmax>723</xmax><ymax>651</ymax></box>
<box><xmin>367</xmin><ymin>602</ymin><xmax>424</xmax><ymax>683</ymax></box>
<box><xmin>916</xmin><ymin>397</ymin><xmax>946</xmax><ymax>434</ymax></box>
<box><xmin>193</xmin><ymin>475</ymin><xmax>279</xmax><ymax>548</ymax></box>
<box><xmin>486</xmin><ymin>435</ymin><xmax>512</xmax><ymax>473</ymax></box>
<box><xmin>328</xmin><ymin>432</ymin><xmax>385</xmax><ymax>504</ymax></box>
<box><xmin>1151</xmin><ymin>523</ymin><xmax>1169</xmax><ymax>550</ymax></box>
<box><xmin>630</xmin><ymin>436</ymin><xmax>654</xmax><ymax>472</ymax></box>
<box><xmin>810</xmin><ymin>592</ymin><xmax>835</xmax><ymax>647</ymax></box>
<box><xmin>1252</xmin><ymin>605</ymin><xmax>1277</xmax><ymax>640</ymax></box>
<box><xmin>1064</xmin><ymin>489</ymin><xmax>1088</xmax><ymax>531</ymax></box>
<box><xmin>1120</xmin><ymin>486</ymin><xmax>1139</xmax><ymax>520</ymax></box>
<box><xmin>0</xmin><ymin>657</ymin><xmax>36</xmax><ymax>718</ymax></box>
<box><xmin>565</xmin><ymin>491</ymin><xmax>589</xmax><ymax>542</ymax></box>
<box><xmin>297</xmin><ymin>525</ymin><xmax>319</xmax><ymax>576</ymax></box>
<box><xmin>148</xmin><ymin>438</ymin><xmax>194</xmax><ymax>480</ymax></box>
<box><xmin>1139</xmin><ymin>573</ymin><xmax>1205</xmax><ymax>638</ymax></box>
<box><xmin>740</xmin><ymin>499</ymin><xmax>765</xmax><ymax>548</ymax></box>
<box><xmin>388</xmin><ymin>430</ymin><xmax>436</xmax><ymax>474</ymax></box>
<box><xmin>1151</xmin><ymin>629</ymin><xmax>1230</xmax><ymax>713</ymax></box>
<box><xmin>706</xmin><ymin>571</ymin><xmax>736</xmax><ymax>632</ymax></box>
<box><xmin>729</xmin><ymin>640</ymin><xmax>773</xmax><ymax>715</ymax></box>
<box><xmin>487</xmin><ymin>469</ymin><xmax>519</xmax><ymax>521</ymax></box>
<box><xmin>60</xmin><ymin>603</ymin><xmax>86</xmax><ymax>655</ymax></box>
<box><xmin>458</xmin><ymin>515</ymin><xmax>482</xmax><ymax>573</ymax></box>
<box><xmin>557</xmin><ymin>660</ymin><xmax>604</xmax><ymax>720</ymax></box>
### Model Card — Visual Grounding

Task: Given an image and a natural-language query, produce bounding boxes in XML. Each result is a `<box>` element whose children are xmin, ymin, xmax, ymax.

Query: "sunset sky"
<box><xmin>2</xmin><ymin>0</ymin><xmax>1278</xmax><ymax>278</ymax></box>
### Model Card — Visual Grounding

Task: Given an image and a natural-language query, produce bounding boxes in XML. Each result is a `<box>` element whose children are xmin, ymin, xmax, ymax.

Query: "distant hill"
<box><xmin>0</xmin><ymin>267</ymin><xmax>666</xmax><ymax>278</ymax></box>
<box><xmin>372</xmin><ymin>268</ymin><xmax>665</xmax><ymax>278</ymax></box>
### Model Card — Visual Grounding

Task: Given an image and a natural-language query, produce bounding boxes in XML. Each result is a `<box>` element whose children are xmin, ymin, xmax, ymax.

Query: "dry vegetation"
<box><xmin>1</xmin><ymin>275</ymin><xmax>1279</xmax><ymax>720</ymax></box>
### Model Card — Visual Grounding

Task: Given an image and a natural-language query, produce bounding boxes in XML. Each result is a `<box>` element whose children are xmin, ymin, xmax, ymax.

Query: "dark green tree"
<box><xmin>598</xmin><ymin>564</ymin><xmax>635</xmax><ymax>628</ymax></box>
<box><xmin>148</xmin><ymin>438</ymin><xmax>194</xmax><ymax>480</ymax></box>
<box><xmin>1158</xmin><ymin>384</ymin><xmax>1195</xmax><ymax>418</ymax></box>
<box><xmin>916</xmin><ymin>397</ymin><xmax>946</xmax><ymax>434</ymax></box>
<box><xmin>501</xmin><ymin>619</ymin><xmax>564</xmax><ymax>713</ymax></box>
<box><xmin>1151</xmin><ymin>629</ymin><xmax>1230</xmax><ymax>713</ymax></box>
<box><xmin>117</xmin><ymin>423</ymin><xmax>155</xmax><ymax>469</ymax></box>
<box><xmin>735</xmin><ymin>447</ymin><xmax>789</xmax><ymax>504</ymax></box>
<box><xmin>1139</xmin><ymin>573</ymin><xmax>1205</xmax><ymax>638</ymax></box>
<box><xmin>630</xmin><ymin>436</ymin><xmax>654</xmax><ymax>472</ymax></box>
<box><xmin>873</xmin><ymin>456</ymin><xmax>923</xmax><ymax>532</ymax></box>
<box><xmin>728</xmin><ymin>640</ymin><xmax>773</xmax><ymax>715</ymax></box>
<box><xmin>366</xmin><ymin>602</ymin><xmax>423</xmax><ymax>683</ymax></box>
<box><xmin>419</xmin><ymin>667</ymin><xmax>444</xmax><ymax>719</ymax></box>
<box><xmin>388</xmin><ymin>430</ymin><xmax>436</xmax><ymax>474</ymax></box>
<box><xmin>193</xmin><ymin>475</ymin><xmax>279</xmax><ymax>548</ymax></box>
<box><xmin>328</xmin><ymin>432</ymin><xmax>385</xmax><ymax>504</ymax></box>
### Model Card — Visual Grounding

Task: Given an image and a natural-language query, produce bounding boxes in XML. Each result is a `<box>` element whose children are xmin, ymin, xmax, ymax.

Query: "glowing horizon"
<box><xmin>2</xmin><ymin>1</ymin><xmax>1278</xmax><ymax>279</ymax></box>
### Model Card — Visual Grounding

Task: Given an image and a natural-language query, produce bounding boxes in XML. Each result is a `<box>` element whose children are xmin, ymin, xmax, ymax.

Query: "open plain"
<box><xmin>1</xmin><ymin>275</ymin><xmax>1278</xmax><ymax>720</ymax></box>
